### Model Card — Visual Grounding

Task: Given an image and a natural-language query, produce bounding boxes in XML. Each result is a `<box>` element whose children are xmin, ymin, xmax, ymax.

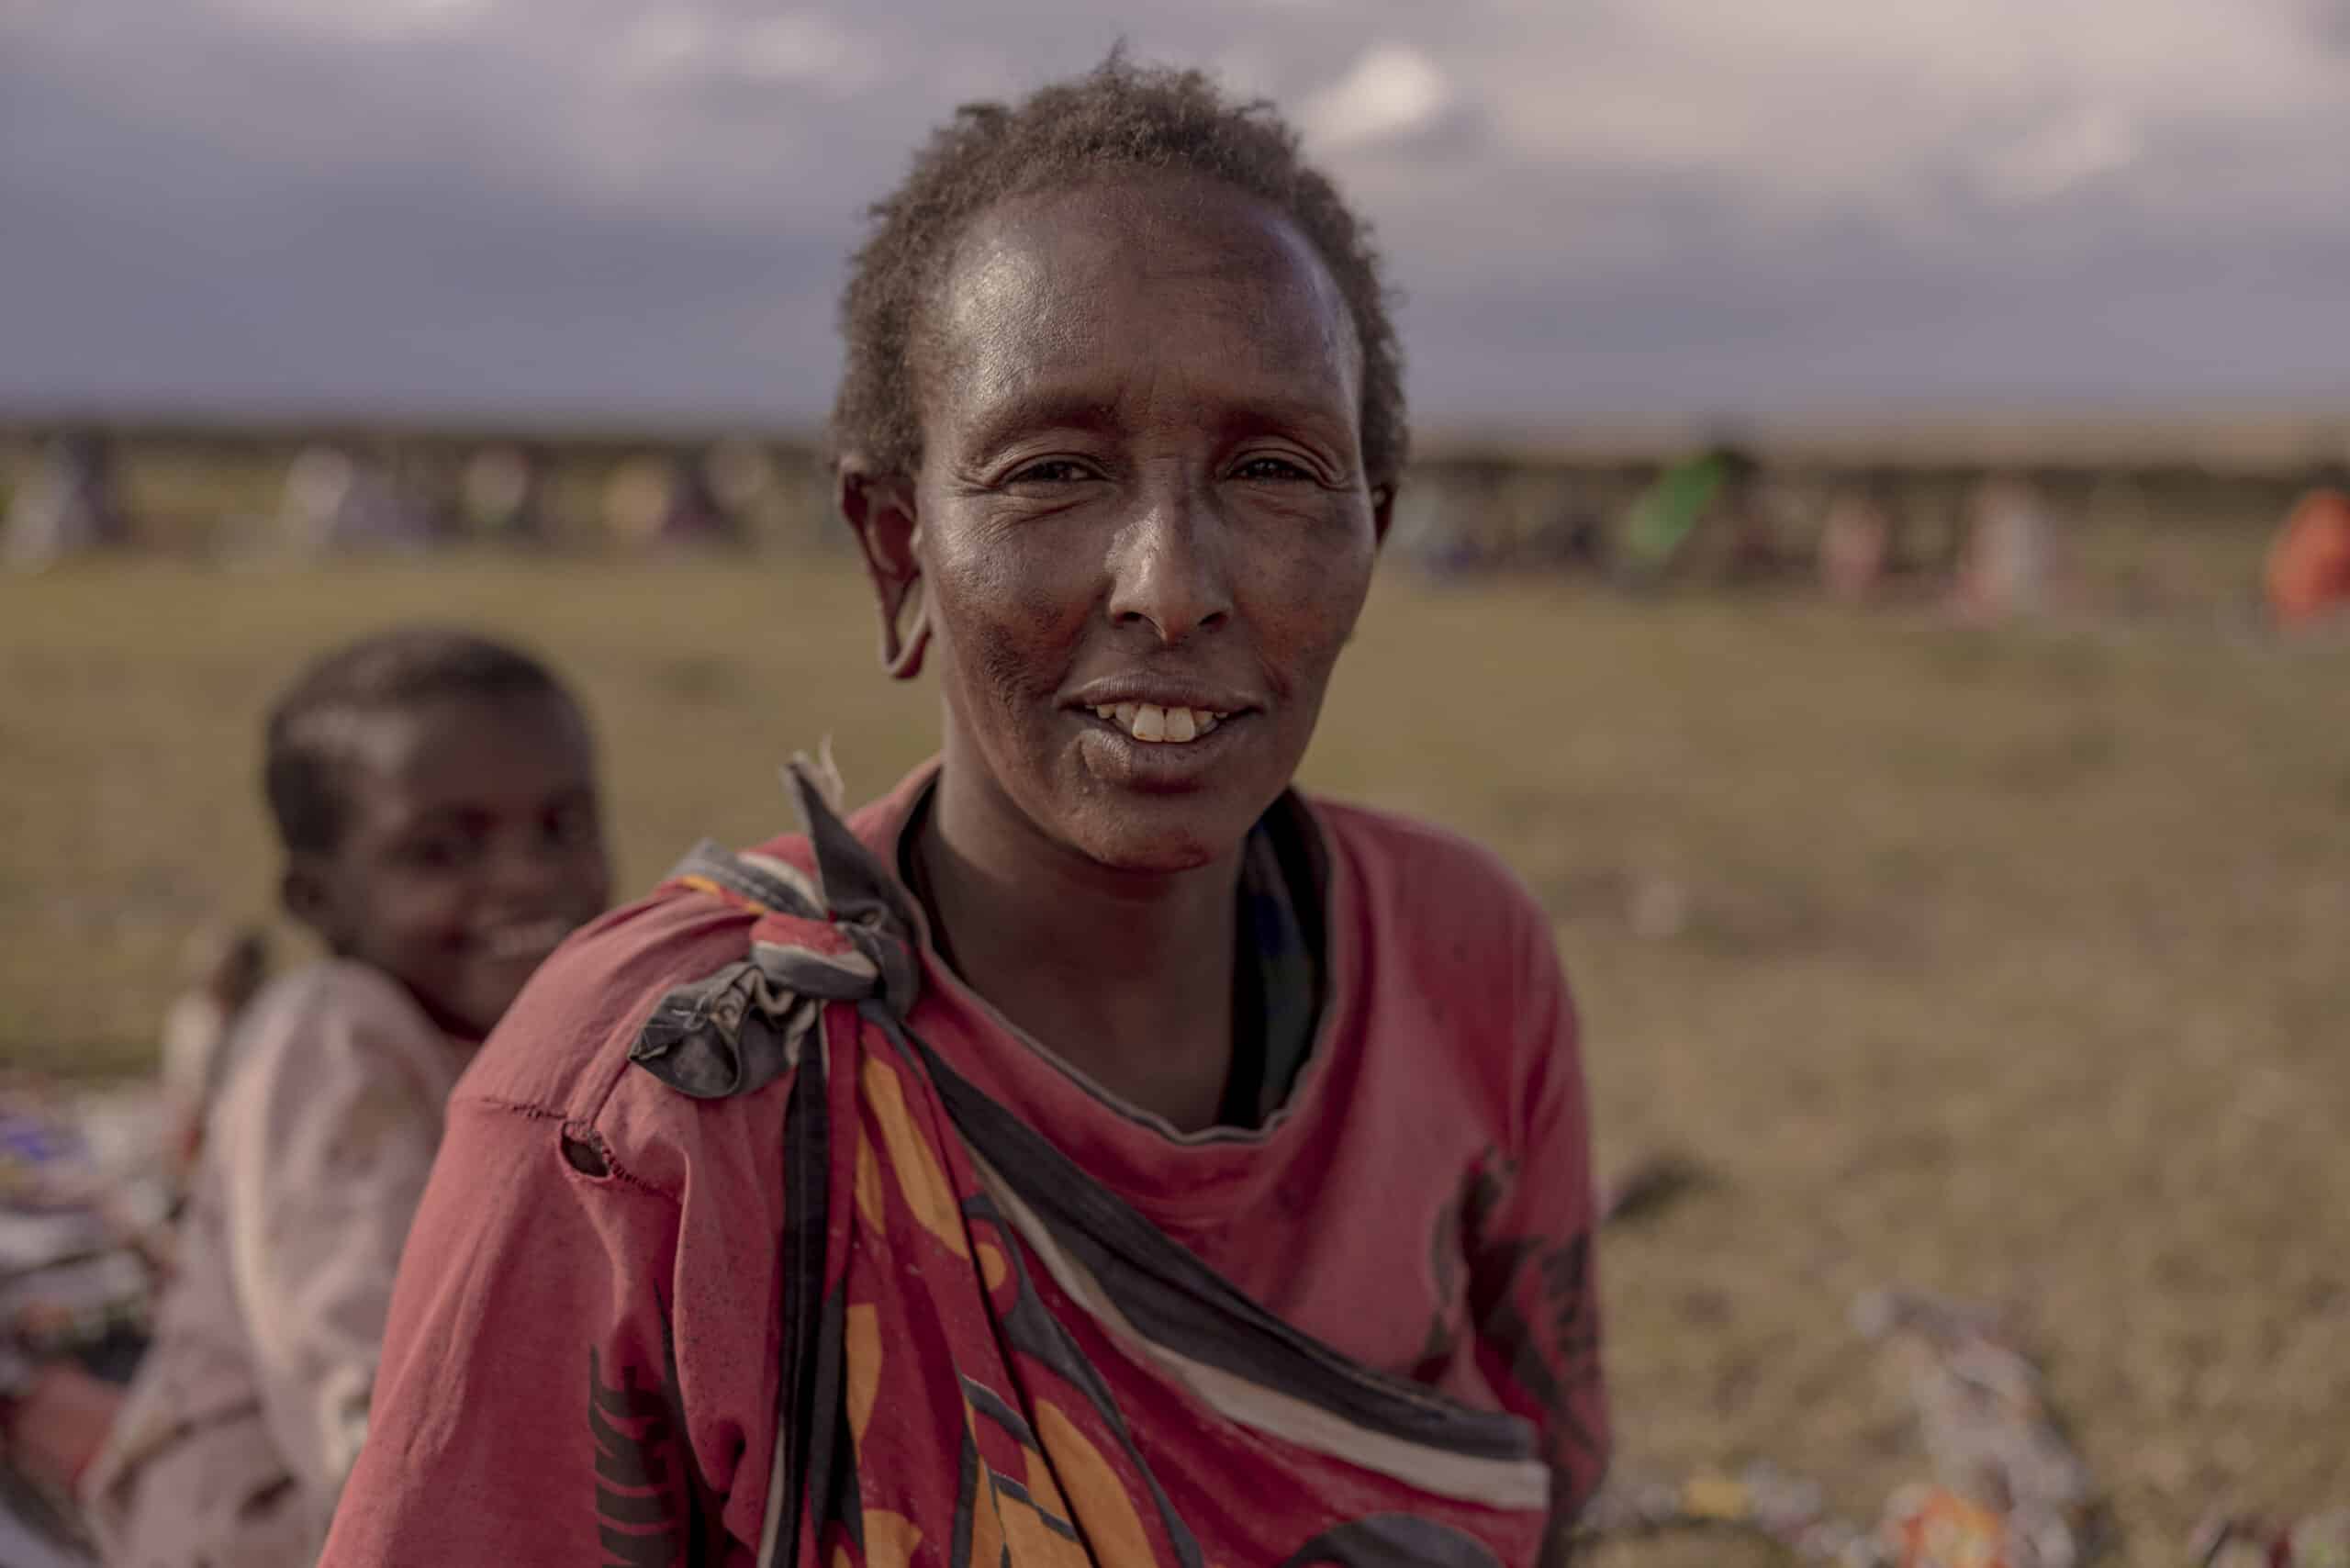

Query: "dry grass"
<box><xmin>3</xmin><ymin>555</ymin><xmax>2344</xmax><ymax>1562</ymax></box>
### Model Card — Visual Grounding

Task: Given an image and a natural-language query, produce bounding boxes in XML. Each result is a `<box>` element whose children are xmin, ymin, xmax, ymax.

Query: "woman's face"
<box><xmin>873</xmin><ymin>174</ymin><xmax>1386</xmax><ymax>875</ymax></box>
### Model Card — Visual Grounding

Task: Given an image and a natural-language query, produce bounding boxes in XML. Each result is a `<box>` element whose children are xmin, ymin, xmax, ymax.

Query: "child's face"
<box><xmin>287</xmin><ymin>690</ymin><xmax>612</xmax><ymax>1041</ymax></box>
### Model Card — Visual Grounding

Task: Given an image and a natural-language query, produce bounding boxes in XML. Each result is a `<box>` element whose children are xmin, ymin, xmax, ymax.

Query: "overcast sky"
<box><xmin>5</xmin><ymin>0</ymin><xmax>2347</xmax><ymax>430</ymax></box>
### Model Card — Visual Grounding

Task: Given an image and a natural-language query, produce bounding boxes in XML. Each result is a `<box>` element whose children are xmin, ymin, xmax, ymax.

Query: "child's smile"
<box><xmin>292</xmin><ymin>689</ymin><xmax>611</xmax><ymax>1041</ymax></box>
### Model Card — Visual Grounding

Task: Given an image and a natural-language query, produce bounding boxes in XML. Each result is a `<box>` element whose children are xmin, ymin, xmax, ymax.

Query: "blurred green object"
<box><xmin>1617</xmin><ymin>451</ymin><xmax>1730</xmax><ymax>580</ymax></box>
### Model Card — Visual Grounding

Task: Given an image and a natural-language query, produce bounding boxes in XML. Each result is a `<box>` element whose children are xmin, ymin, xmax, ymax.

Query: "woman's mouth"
<box><xmin>1087</xmin><ymin>701</ymin><xmax>1228</xmax><ymax>745</ymax></box>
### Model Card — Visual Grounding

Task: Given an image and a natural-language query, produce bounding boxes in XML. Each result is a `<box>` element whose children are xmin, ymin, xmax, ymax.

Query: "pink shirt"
<box><xmin>324</xmin><ymin>766</ymin><xmax>1606</xmax><ymax>1562</ymax></box>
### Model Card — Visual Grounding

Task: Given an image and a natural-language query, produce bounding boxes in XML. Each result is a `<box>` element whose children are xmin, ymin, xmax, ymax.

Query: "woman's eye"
<box><xmin>1008</xmin><ymin>459</ymin><xmax>1093</xmax><ymax>486</ymax></box>
<box><xmin>1234</xmin><ymin>455</ymin><xmax>1313</xmax><ymax>482</ymax></box>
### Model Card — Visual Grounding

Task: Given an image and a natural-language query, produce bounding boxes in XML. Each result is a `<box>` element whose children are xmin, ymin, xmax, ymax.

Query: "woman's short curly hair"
<box><xmin>831</xmin><ymin>55</ymin><xmax>1407</xmax><ymax>486</ymax></box>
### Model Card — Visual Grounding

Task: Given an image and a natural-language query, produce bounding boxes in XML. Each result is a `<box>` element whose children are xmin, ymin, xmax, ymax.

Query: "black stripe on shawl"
<box><xmin>916</xmin><ymin>1037</ymin><xmax>1539</xmax><ymax>1466</ymax></box>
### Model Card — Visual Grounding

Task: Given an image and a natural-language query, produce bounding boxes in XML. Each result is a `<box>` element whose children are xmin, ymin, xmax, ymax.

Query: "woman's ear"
<box><xmin>1371</xmin><ymin>482</ymin><xmax>1396</xmax><ymax>546</ymax></box>
<box><xmin>838</xmin><ymin>459</ymin><xmax>930</xmax><ymax>678</ymax></box>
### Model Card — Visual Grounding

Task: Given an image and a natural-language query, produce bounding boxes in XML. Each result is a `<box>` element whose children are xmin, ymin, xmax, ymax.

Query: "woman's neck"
<box><xmin>917</xmin><ymin>756</ymin><xmax>1240</xmax><ymax>1133</ymax></box>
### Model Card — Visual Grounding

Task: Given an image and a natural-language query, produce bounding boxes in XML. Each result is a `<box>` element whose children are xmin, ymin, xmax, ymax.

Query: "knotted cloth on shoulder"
<box><xmin>629</xmin><ymin>757</ymin><xmax>923</xmax><ymax>1101</ymax></box>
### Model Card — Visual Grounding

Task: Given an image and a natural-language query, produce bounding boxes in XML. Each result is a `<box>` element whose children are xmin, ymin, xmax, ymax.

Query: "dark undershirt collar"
<box><xmin>897</xmin><ymin>789</ymin><xmax>1326</xmax><ymax>1131</ymax></box>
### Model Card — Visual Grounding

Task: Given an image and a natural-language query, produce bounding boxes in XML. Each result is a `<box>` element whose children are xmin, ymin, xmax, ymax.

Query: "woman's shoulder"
<box><xmin>1300</xmin><ymin>792</ymin><xmax>1572</xmax><ymax>1041</ymax></box>
<box><xmin>455</xmin><ymin>883</ymin><xmax>770</xmax><ymax>1144</ymax></box>
<box><xmin>453</xmin><ymin>809</ymin><xmax>887</xmax><ymax>1195</ymax></box>
<box><xmin>1302</xmin><ymin>796</ymin><xmax>1580</xmax><ymax>1144</ymax></box>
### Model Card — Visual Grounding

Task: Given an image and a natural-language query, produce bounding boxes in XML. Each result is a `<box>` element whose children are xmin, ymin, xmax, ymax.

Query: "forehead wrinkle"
<box><xmin>925</xmin><ymin>179</ymin><xmax>1365</xmax><ymax>455</ymax></box>
<box><xmin>1117</xmin><ymin>179</ymin><xmax>1363</xmax><ymax>395</ymax></box>
<box><xmin>927</xmin><ymin>223</ymin><xmax>1107</xmax><ymax>431</ymax></box>
<box><xmin>1072</xmin><ymin>183</ymin><xmax>1360</xmax><ymax>394</ymax></box>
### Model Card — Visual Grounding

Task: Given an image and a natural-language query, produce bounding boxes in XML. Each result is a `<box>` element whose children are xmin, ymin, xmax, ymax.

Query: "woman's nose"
<box><xmin>1105</xmin><ymin>482</ymin><xmax>1234</xmax><ymax>643</ymax></box>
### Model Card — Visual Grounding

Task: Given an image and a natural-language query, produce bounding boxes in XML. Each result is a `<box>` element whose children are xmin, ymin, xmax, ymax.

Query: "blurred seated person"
<box><xmin>3</xmin><ymin>431</ymin><xmax>127</xmax><ymax>570</ymax></box>
<box><xmin>2265</xmin><ymin>478</ymin><xmax>2350</xmax><ymax>629</ymax></box>
<box><xmin>601</xmin><ymin>451</ymin><xmax>741</xmax><ymax>552</ymax></box>
<box><xmin>1950</xmin><ymin>475</ymin><xmax>2067</xmax><ymax>621</ymax></box>
<box><xmin>1817</xmin><ymin>476</ymin><xmax>1909</xmax><ymax>605</ymax></box>
<box><xmin>1528</xmin><ymin>493</ymin><xmax>1610</xmax><ymax>576</ymax></box>
<box><xmin>459</xmin><ymin>444</ymin><xmax>555</xmax><ymax>547</ymax></box>
<box><xmin>0</xmin><ymin>627</ymin><xmax>612</xmax><ymax>1568</ymax></box>
<box><xmin>277</xmin><ymin>445</ymin><xmax>438</xmax><ymax>554</ymax></box>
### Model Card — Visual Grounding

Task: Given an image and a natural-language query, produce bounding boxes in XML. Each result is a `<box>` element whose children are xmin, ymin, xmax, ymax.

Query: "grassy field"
<box><xmin>3</xmin><ymin>555</ymin><xmax>2344</xmax><ymax>1561</ymax></box>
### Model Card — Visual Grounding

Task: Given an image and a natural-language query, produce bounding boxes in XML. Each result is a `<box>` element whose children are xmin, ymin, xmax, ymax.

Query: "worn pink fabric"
<box><xmin>322</xmin><ymin>762</ymin><xmax>1606</xmax><ymax>1564</ymax></box>
<box><xmin>82</xmin><ymin>961</ymin><xmax>472</xmax><ymax>1568</ymax></box>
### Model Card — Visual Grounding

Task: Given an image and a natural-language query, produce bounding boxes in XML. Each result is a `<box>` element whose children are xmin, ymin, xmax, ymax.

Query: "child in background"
<box><xmin>2</xmin><ymin>626</ymin><xmax>612</xmax><ymax>1568</ymax></box>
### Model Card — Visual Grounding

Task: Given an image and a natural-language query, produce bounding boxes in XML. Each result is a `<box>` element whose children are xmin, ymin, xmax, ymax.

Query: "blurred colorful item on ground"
<box><xmin>0</xmin><ymin>1089</ymin><xmax>166</xmax><ymax>1366</ymax></box>
<box><xmin>0</xmin><ymin>1086</ymin><xmax>162</xmax><ymax>1563</ymax></box>
<box><xmin>1952</xmin><ymin>477</ymin><xmax>2065</xmax><ymax>620</ymax></box>
<box><xmin>1852</xmin><ymin>1288</ymin><xmax>2100</xmax><ymax>1568</ymax></box>
<box><xmin>2192</xmin><ymin>1510</ymin><xmax>2350</xmax><ymax>1568</ymax></box>
<box><xmin>1884</xmin><ymin>1484</ymin><xmax>2014</xmax><ymax>1568</ymax></box>
<box><xmin>1573</xmin><ymin>1460</ymin><xmax>1883</xmax><ymax>1563</ymax></box>
<box><xmin>1573</xmin><ymin>1286</ymin><xmax>2109</xmax><ymax>1566</ymax></box>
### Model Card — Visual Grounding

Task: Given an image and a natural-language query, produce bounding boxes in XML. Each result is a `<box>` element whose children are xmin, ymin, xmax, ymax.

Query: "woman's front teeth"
<box><xmin>1092</xmin><ymin>702</ymin><xmax>1223</xmax><ymax>743</ymax></box>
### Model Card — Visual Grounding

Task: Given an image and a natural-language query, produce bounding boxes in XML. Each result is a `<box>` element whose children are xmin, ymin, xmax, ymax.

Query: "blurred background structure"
<box><xmin>3</xmin><ymin>1</ymin><xmax>2347</xmax><ymax>1563</ymax></box>
<box><xmin>5</xmin><ymin>410</ymin><xmax>2346</xmax><ymax>612</ymax></box>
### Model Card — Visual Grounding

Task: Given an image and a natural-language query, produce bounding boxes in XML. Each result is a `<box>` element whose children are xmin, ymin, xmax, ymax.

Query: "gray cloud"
<box><xmin>5</xmin><ymin>0</ymin><xmax>2346</xmax><ymax>426</ymax></box>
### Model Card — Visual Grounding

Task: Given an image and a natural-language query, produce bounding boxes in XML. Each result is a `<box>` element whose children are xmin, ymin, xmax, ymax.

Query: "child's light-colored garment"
<box><xmin>79</xmin><ymin>961</ymin><xmax>471</xmax><ymax>1568</ymax></box>
<box><xmin>157</xmin><ymin>993</ymin><xmax>233</xmax><ymax>1120</ymax></box>
<box><xmin>157</xmin><ymin>993</ymin><xmax>233</xmax><ymax>1182</ymax></box>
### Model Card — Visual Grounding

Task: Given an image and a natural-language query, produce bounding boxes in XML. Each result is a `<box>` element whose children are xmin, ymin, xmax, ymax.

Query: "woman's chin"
<box><xmin>1060</xmin><ymin>799</ymin><xmax>1249</xmax><ymax>878</ymax></box>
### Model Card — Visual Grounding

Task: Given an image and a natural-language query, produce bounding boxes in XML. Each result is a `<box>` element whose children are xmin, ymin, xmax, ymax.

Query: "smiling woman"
<box><xmin>321</xmin><ymin>57</ymin><xmax>1606</xmax><ymax>1568</ymax></box>
<box><xmin>852</xmin><ymin>174</ymin><xmax>1381</xmax><ymax>894</ymax></box>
